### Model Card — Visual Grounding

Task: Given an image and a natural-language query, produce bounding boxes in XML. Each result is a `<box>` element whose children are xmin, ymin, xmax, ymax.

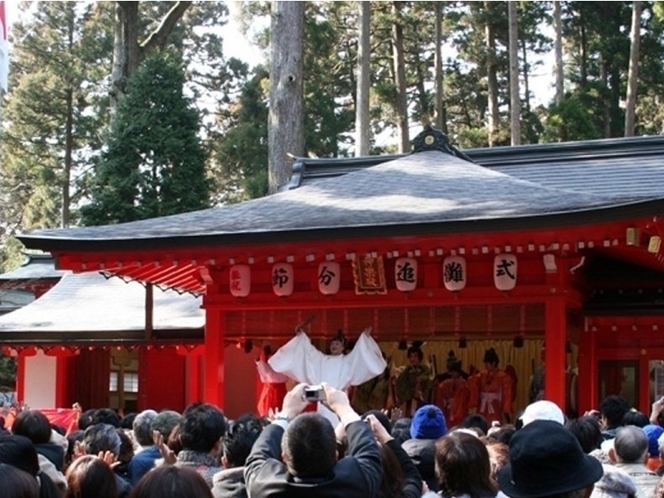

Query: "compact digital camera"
<box><xmin>304</xmin><ymin>385</ymin><xmax>325</xmax><ymax>401</ymax></box>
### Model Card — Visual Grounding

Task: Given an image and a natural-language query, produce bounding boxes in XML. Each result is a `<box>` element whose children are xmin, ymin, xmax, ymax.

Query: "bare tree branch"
<box><xmin>140</xmin><ymin>1</ymin><xmax>192</xmax><ymax>56</ymax></box>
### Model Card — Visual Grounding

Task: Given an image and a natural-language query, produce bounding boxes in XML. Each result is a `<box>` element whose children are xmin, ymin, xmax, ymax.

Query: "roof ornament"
<box><xmin>411</xmin><ymin>124</ymin><xmax>475</xmax><ymax>163</ymax></box>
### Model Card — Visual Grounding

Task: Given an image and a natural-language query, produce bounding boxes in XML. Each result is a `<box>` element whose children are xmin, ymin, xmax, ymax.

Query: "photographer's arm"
<box><xmin>650</xmin><ymin>397</ymin><xmax>664</xmax><ymax>425</ymax></box>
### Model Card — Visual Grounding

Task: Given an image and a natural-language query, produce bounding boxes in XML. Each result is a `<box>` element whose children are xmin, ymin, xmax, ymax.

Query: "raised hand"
<box><xmin>366</xmin><ymin>414</ymin><xmax>393</xmax><ymax>444</ymax></box>
<box><xmin>153</xmin><ymin>430</ymin><xmax>176</xmax><ymax>465</ymax></box>
<box><xmin>281</xmin><ymin>383</ymin><xmax>310</xmax><ymax>420</ymax></box>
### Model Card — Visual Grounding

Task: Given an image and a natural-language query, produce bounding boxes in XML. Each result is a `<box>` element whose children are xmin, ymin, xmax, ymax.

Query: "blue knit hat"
<box><xmin>410</xmin><ymin>404</ymin><xmax>447</xmax><ymax>440</ymax></box>
<box><xmin>642</xmin><ymin>424</ymin><xmax>664</xmax><ymax>457</ymax></box>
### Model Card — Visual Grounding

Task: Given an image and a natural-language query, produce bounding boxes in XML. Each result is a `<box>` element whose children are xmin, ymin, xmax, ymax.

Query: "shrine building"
<box><xmin>10</xmin><ymin>127</ymin><xmax>664</xmax><ymax>418</ymax></box>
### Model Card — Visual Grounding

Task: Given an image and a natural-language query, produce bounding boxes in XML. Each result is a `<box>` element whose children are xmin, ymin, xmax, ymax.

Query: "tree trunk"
<box><xmin>600</xmin><ymin>55</ymin><xmax>611</xmax><ymax>138</ymax></box>
<box><xmin>625</xmin><ymin>0</ymin><xmax>642</xmax><ymax>137</ymax></box>
<box><xmin>392</xmin><ymin>1</ymin><xmax>409</xmax><ymax>153</ymax></box>
<box><xmin>580</xmin><ymin>17</ymin><xmax>588</xmax><ymax>88</ymax></box>
<box><xmin>111</xmin><ymin>1</ymin><xmax>191</xmax><ymax>110</ymax></box>
<box><xmin>63</xmin><ymin>88</ymin><xmax>73</xmax><ymax>228</ymax></box>
<box><xmin>355</xmin><ymin>0</ymin><xmax>371</xmax><ymax>156</ymax></box>
<box><xmin>485</xmin><ymin>2</ymin><xmax>499</xmax><ymax>147</ymax></box>
<box><xmin>610</xmin><ymin>64</ymin><xmax>622</xmax><ymax>137</ymax></box>
<box><xmin>62</xmin><ymin>12</ymin><xmax>75</xmax><ymax>228</ymax></box>
<box><xmin>508</xmin><ymin>1</ymin><xmax>520</xmax><ymax>146</ymax></box>
<box><xmin>434</xmin><ymin>2</ymin><xmax>446</xmax><ymax>132</ymax></box>
<box><xmin>553</xmin><ymin>0</ymin><xmax>564</xmax><ymax>105</ymax></box>
<box><xmin>413</xmin><ymin>51</ymin><xmax>429</xmax><ymax>123</ymax></box>
<box><xmin>521</xmin><ymin>40</ymin><xmax>530</xmax><ymax>114</ymax></box>
<box><xmin>268</xmin><ymin>1</ymin><xmax>304</xmax><ymax>194</ymax></box>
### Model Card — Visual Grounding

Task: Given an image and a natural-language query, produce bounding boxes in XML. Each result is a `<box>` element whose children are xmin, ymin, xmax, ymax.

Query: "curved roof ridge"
<box><xmin>19</xmin><ymin>149</ymin><xmax>664</xmax><ymax>249</ymax></box>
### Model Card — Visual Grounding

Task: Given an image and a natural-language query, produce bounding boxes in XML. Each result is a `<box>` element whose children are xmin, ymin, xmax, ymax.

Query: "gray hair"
<box><xmin>83</xmin><ymin>423</ymin><xmax>122</xmax><ymax>456</ymax></box>
<box><xmin>133</xmin><ymin>410</ymin><xmax>158</xmax><ymax>446</ymax></box>
<box><xmin>614</xmin><ymin>425</ymin><xmax>648</xmax><ymax>463</ymax></box>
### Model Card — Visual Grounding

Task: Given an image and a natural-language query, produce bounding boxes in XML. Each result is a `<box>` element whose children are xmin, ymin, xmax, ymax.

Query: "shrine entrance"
<box><xmin>109</xmin><ymin>349</ymin><xmax>139</xmax><ymax>413</ymax></box>
<box><xmin>588</xmin><ymin>316</ymin><xmax>664</xmax><ymax>414</ymax></box>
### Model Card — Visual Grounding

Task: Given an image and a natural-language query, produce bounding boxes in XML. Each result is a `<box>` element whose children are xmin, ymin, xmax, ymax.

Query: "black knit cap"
<box><xmin>497</xmin><ymin>420</ymin><xmax>603</xmax><ymax>498</ymax></box>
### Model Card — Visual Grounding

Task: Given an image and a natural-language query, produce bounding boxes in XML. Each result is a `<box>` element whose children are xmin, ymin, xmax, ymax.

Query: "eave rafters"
<box><xmin>49</xmin><ymin>216</ymin><xmax>664</xmax><ymax>297</ymax></box>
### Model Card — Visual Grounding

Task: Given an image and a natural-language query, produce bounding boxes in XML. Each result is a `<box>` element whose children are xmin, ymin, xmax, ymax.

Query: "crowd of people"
<box><xmin>3</xmin><ymin>328</ymin><xmax>664</xmax><ymax>498</ymax></box>
<box><xmin>3</xmin><ymin>386</ymin><xmax>664</xmax><ymax>498</ymax></box>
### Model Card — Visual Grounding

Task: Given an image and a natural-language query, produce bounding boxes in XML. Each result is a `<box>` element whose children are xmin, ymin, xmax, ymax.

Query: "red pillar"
<box><xmin>16</xmin><ymin>354</ymin><xmax>26</xmax><ymax>402</ymax></box>
<box><xmin>204</xmin><ymin>308</ymin><xmax>225</xmax><ymax>408</ymax></box>
<box><xmin>639</xmin><ymin>354</ymin><xmax>650</xmax><ymax>415</ymax></box>
<box><xmin>578</xmin><ymin>322</ymin><xmax>595</xmax><ymax>414</ymax></box>
<box><xmin>544</xmin><ymin>298</ymin><xmax>566</xmax><ymax>409</ymax></box>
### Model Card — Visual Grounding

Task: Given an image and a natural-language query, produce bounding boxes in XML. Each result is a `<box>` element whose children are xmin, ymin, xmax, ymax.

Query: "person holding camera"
<box><xmin>244</xmin><ymin>383</ymin><xmax>382</xmax><ymax>498</ymax></box>
<box><xmin>268</xmin><ymin>325</ymin><xmax>386</xmax><ymax>427</ymax></box>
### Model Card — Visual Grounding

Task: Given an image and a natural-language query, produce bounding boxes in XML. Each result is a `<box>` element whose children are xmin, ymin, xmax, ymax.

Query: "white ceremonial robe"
<box><xmin>268</xmin><ymin>331</ymin><xmax>387</xmax><ymax>426</ymax></box>
<box><xmin>256</xmin><ymin>359</ymin><xmax>289</xmax><ymax>384</ymax></box>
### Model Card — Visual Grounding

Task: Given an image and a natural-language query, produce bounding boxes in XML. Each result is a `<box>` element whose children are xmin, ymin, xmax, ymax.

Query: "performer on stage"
<box><xmin>470</xmin><ymin>348</ymin><xmax>513</xmax><ymax>424</ymax></box>
<box><xmin>268</xmin><ymin>325</ymin><xmax>386</xmax><ymax>426</ymax></box>
<box><xmin>351</xmin><ymin>353</ymin><xmax>393</xmax><ymax>414</ymax></box>
<box><xmin>395</xmin><ymin>342</ymin><xmax>432</xmax><ymax>417</ymax></box>
<box><xmin>434</xmin><ymin>351</ymin><xmax>470</xmax><ymax>428</ymax></box>
<box><xmin>255</xmin><ymin>344</ymin><xmax>289</xmax><ymax>417</ymax></box>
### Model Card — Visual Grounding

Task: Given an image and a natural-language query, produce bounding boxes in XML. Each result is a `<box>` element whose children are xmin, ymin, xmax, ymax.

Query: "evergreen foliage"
<box><xmin>2</xmin><ymin>0</ymin><xmax>664</xmax><ymax>221</ymax></box>
<box><xmin>80</xmin><ymin>52</ymin><xmax>210</xmax><ymax>225</ymax></box>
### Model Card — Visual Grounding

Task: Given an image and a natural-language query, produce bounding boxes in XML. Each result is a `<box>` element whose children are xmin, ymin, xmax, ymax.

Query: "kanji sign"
<box><xmin>272</xmin><ymin>263</ymin><xmax>294</xmax><ymax>297</ymax></box>
<box><xmin>353</xmin><ymin>254</ymin><xmax>387</xmax><ymax>295</ymax></box>
<box><xmin>318</xmin><ymin>262</ymin><xmax>340</xmax><ymax>295</ymax></box>
<box><xmin>494</xmin><ymin>254</ymin><xmax>517</xmax><ymax>291</ymax></box>
<box><xmin>443</xmin><ymin>256</ymin><xmax>466</xmax><ymax>291</ymax></box>
<box><xmin>229</xmin><ymin>264</ymin><xmax>251</xmax><ymax>297</ymax></box>
<box><xmin>395</xmin><ymin>257</ymin><xmax>417</xmax><ymax>292</ymax></box>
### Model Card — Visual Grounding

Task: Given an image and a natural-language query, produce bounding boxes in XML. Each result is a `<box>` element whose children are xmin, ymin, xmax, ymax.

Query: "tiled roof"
<box><xmin>0</xmin><ymin>272</ymin><xmax>204</xmax><ymax>344</ymax></box>
<box><xmin>0</xmin><ymin>253</ymin><xmax>66</xmax><ymax>281</ymax></box>
<box><xmin>290</xmin><ymin>135</ymin><xmax>664</xmax><ymax>200</ymax></box>
<box><xmin>19</xmin><ymin>145</ymin><xmax>664</xmax><ymax>252</ymax></box>
<box><xmin>0</xmin><ymin>290</ymin><xmax>34</xmax><ymax>314</ymax></box>
<box><xmin>476</xmin><ymin>135</ymin><xmax>664</xmax><ymax>199</ymax></box>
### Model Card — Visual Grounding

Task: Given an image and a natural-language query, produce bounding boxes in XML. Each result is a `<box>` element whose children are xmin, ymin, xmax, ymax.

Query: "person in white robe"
<box><xmin>268</xmin><ymin>326</ymin><xmax>386</xmax><ymax>426</ymax></box>
<box><xmin>256</xmin><ymin>345</ymin><xmax>290</xmax><ymax>417</ymax></box>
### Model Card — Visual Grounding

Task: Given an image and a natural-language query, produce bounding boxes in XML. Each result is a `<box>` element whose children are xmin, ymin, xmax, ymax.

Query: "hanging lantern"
<box><xmin>395</xmin><ymin>257</ymin><xmax>417</xmax><ymax>292</ymax></box>
<box><xmin>494</xmin><ymin>254</ymin><xmax>517</xmax><ymax>291</ymax></box>
<box><xmin>229</xmin><ymin>264</ymin><xmax>251</xmax><ymax>297</ymax></box>
<box><xmin>443</xmin><ymin>256</ymin><xmax>466</xmax><ymax>291</ymax></box>
<box><xmin>272</xmin><ymin>263</ymin><xmax>294</xmax><ymax>297</ymax></box>
<box><xmin>318</xmin><ymin>262</ymin><xmax>340</xmax><ymax>295</ymax></box>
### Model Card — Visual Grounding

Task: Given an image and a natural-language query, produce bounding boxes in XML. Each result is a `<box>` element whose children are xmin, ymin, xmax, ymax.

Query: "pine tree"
<box><xmin>212</xmin><ymin>65</ymin><xmax>269</xmax><ymax>203</ymax></box>
<box><xmin>80</xmin><ymin>52</ymin><xmax>210</xmax><ymax>225</ymax></box>
<box><xmin>0</xmin><ymin>2</ymin><xmax>112</xmax><ymax>233</ymax></box>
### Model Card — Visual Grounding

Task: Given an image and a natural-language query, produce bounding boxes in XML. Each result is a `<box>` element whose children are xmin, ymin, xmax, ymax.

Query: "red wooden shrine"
<box><xmin>12</xmin><ymin>129</ymin><xmax>664</xmax><ymax>418</ymax></box>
